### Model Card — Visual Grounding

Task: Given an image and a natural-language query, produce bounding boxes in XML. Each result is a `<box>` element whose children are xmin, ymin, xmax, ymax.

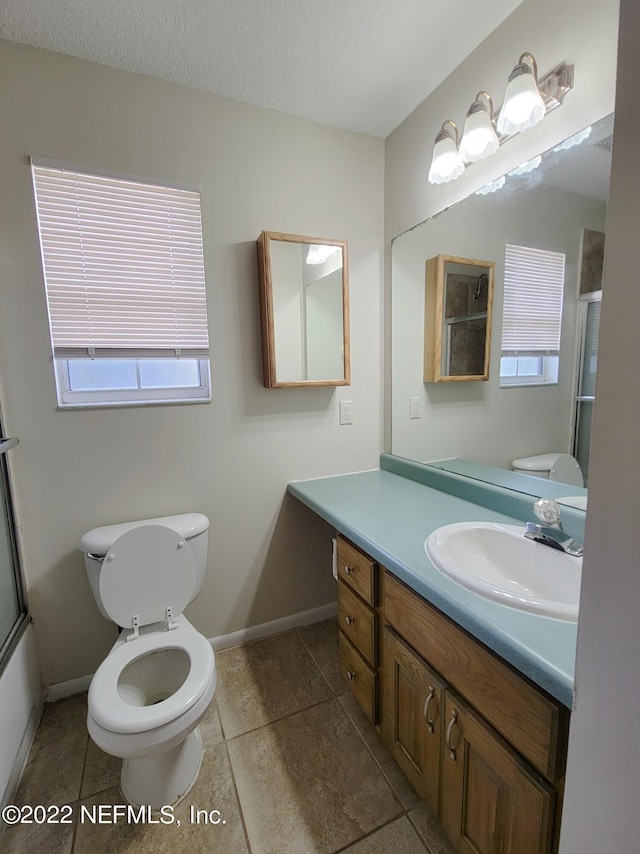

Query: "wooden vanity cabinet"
<box><xmin>441</xmin><ymin>691</ymin><xmax>554</xmax><ymax>854</ymax></box>
<box><xmin>336</xmin><ymin>535</ymin><xmax>381</xmax><ymax>724</ymax></box>
<box><xmin>382</xmin><ymin>625</ymin><xmax>446</xmax><ymax>815</ymax></box>
<box><xmin>380</xmin><ymin>568</ymin><xmax>568</xmax><ymax>854</ymax></box>
<box><xmin>334</xmin><ymin>533</ymin><xmax>569</xmax><ymax>853</ymax></box>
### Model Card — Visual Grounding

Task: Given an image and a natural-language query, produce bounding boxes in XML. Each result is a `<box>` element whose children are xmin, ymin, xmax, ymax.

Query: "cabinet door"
<box><xmin>382</xmin><ymin>626</ymin><xmax>446</xmax><ymax>815</ymax></box>
<box><xmin>441</xmin><ymin>693</ymin><xmax>555</xmax><ymax>854</ymax></box>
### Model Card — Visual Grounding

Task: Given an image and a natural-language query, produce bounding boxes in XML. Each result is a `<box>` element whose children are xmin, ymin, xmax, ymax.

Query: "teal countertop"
<box><xmin>288</xmin><ymin>464</ymin><xmax>578</xmax><ymax>708</ymax></box>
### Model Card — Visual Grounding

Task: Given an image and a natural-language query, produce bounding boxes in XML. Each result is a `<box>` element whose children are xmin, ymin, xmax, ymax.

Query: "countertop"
<box><xmin>288</xmin><ymin>464</ymin><xmax>578</xmax><ymax>708</ymax></box>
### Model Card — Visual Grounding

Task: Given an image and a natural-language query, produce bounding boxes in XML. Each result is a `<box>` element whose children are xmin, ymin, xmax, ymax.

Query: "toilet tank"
<box><xmin>79</xmin><ymin>513</ymin><xmax>209</xmax><ymax>619</ymax></box>
<box><xmin>512</xmin><ymin>453</ymin><xmax>584</xmax><ymax>487</ymax></box>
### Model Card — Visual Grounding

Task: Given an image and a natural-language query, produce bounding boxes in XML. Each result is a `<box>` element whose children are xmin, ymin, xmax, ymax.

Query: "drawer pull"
<box><xmin>446</xmin><ymin>709</ymin><xmax>459</xmax><ymax>761</ymax></box>
<box><xmin>344</xmin><ymin>616</ymin><xmax>355</xmax><ymax>627</ymax></box>
<box><xmin>343</xmin><ymin>565</ymin><xmax>353</xmax><ymax>575</ymax></box>
<box><xmin>423</xmin><ymin>686</ymin><xmax>436</xmax><ymax>734</ymax></box>
<box><xmin>346</xmin><ymin>670</ymin><xmax>356</xmax><ymax>681</ymax></box>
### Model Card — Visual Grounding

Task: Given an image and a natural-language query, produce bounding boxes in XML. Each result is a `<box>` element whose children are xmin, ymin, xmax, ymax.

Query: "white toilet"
<box><xmin>79</xmin><ymin>513</ymin><xmax>216</xmax><ymax>809</ymax></box>
<box><xmin>511</xmin><ymin>453</ymin><xmax>584</xmax><ymax>487</ymax></box>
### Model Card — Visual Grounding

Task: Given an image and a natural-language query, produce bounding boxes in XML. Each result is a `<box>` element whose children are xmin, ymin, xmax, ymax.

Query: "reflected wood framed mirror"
<box><xmin>257</xmin><ymin>231</ymin><xmax>350</xmax><ymax>388</ymax></box>
<box><xmin>424</xmin><ymin>254</ymin><xmax>494</xmax><ymax>382</ymax></box>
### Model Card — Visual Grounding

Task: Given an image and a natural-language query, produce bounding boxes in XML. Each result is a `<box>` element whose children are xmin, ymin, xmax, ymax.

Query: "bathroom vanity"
<box><xmin>289</xmin><ymin>454</ymin><xmax>581</xmax><ymax>854</ymax></box>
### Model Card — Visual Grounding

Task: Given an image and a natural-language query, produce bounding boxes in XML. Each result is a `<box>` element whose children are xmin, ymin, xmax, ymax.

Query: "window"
<box><xmin>500</xmin><ymin>243</ymin><xmax>565</xmax><ymax>387</ymax></box>
<box><xmin>31</xmin><ymin>159</ymin><xmax>211</xmax><ymax>407</ymax></box>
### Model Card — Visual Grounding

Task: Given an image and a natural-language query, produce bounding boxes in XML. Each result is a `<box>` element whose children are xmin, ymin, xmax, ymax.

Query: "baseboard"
<box><xmin>44</xmin><ymin>602</ymin><xmax>338</xmax><ymax>700</ymax></box>
<box><xmin>209</xmin><ymin>601</ymin><xmax>338</xmax><ymax>651</ymax></box>
<box><xmin>45</xmin><ymin>673</ymin><xmax>93</xmax><ymax>703</ymax></box>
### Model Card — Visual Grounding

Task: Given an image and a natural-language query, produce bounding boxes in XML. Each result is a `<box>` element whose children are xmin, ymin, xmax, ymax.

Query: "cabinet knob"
<box><xmin>423</xmin><ymin>686</ymin><xmax>436</xmax><ymax>734</ymax></box>
<box><xmin>446</xmin><ymin>709</ymin><xmax>459</xmax><ymax>761</ymax></box>
<box><xmin>344</xmin><ymin>616</ymin><xmax>355</xmax><ymax>627</ymax></box>
<box><xmin>346</xmin><ymin>670</ymin><xmax>356</xmax><ymax>681</ymax></box>
<box><xmin>343</xmin><ymin>565</ymin><xmax>353</xmax><ymax>575</ymax></box>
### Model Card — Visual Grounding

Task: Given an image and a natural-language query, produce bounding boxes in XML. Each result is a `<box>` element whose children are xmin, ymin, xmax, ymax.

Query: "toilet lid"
<box><xmin>99</xmin><ymin>525</ymin><xmax>196</xmax><ymax>629</ymax></box>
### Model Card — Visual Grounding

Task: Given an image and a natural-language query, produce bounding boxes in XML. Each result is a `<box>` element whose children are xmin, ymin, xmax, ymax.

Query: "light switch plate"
<box><xmin>409</xmin><ymin>396</ymin><xmax>422</xmax><ymax>419</ymax></box>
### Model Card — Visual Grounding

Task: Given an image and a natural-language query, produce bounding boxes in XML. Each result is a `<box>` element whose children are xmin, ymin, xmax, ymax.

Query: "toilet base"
<box><xmin>121</xmin><ymin>726</ymin><xmax>204</xmax><ymax>809</ymax></box>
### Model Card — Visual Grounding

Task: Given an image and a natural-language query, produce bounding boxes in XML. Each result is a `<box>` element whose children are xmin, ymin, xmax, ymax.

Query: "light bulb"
<box><xmin>460</xmin><ymin>106</ymin><xmax>499</xmax><ymax>163</ymax></box>
<box><xmin>428</xmin><ymin>122</ymin><xmax>464</xmax><ymax>184</ymax></box>
<box><xmin>497</xmin><ymin>54</ymin><xmax>546</xmax><ymax>135</ymax></box>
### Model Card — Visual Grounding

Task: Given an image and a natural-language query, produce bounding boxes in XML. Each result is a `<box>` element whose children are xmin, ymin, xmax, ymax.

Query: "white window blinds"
<box><xmin>31</xmin><ymin>160</ymin><xmax>209</xmax><ymax>359</ymax></box>
<box><xmin>501</xmin><ymin>244</ymin><xmax>565</xmax><ymax>356</ymax></box>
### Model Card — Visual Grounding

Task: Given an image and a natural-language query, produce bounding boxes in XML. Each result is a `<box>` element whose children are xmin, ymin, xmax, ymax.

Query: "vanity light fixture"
<box><xmin>428</xmin><ymin>120</ymin><xmax>465</xmax><ymax>185</ymax></box>
<box><xmin>475</xmin><ymin>175</ymin><xmax>506</xmax><ymax>195</ymax></box>
<box><xmin>459</xmin><ymin>92</ymin><xmax>500</xmax><ymax>163</ymax></box>
<box><xmin>553</xmin><ymin>125</ymin><xmax>592</xmax><ymax>151</ymax></box>
<box><xmin>508</xmin><ymin>155</ymin><xmax>542</xmax><ymax>176</ymax></box>
<box><xmin>428</xmin><ymin>53</ymin><xmax>573</xmax><ymax>186</ymax></box>
<box><xmin>496</xmin><ymin>52</ymin><xmax>546</xmax><ymax>135</ymax></box>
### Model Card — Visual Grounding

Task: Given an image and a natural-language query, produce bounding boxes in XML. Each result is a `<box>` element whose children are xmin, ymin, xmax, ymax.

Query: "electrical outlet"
<box><xmin>409</xmin><ymin>396</ymin><xmax>422</xmax><ymax>419</ymax></box>
<box><xmin>339</xmin><ymin>400</ymin><xmax>354</xmax><ymax>425</ymax></box>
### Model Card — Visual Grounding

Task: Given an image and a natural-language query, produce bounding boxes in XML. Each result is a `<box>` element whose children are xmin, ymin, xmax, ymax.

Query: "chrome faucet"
<box><xmin>524</xmin><ymin>498</ymin><xmax>584</xmax><ymax>557</ymax></box>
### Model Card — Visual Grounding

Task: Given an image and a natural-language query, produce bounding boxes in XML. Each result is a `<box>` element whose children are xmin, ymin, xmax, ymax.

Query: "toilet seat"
<box><xmin>88</xmin><ymin>626</ymin><xmax>215</xmax><ymax>734</ymax></box>
<box><xmin>99</xmin><ymin>525</ymin><xmax>196</xmax><ymax>630</ymax></box>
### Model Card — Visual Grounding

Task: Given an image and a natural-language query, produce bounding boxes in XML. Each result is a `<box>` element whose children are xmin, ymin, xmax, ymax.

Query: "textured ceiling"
<box><xmin>0</xmin><ymin>0</ymin><xmax>522</xmax><ymax>137</ymax></box>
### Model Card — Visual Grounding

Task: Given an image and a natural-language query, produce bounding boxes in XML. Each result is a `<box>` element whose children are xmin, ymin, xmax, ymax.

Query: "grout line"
<box><xmin>219</xmin><ymin>740</ymin><xmax>254</xmax><ymax>854</ymax></box>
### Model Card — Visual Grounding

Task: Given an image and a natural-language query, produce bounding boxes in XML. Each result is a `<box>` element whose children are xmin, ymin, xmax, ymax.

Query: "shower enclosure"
<box><xmin>573</xmin><ymin>292</ymin><xmax>601</xmax><ymax>487</ymax></box>
<box><xmin>0</xmin><ymin>426</ymin><xmax>28</xmax><ymax>673</ymax></box>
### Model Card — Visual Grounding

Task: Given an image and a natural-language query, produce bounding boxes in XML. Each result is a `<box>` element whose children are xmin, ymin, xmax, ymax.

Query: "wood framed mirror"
<box><xmin>424</xmin><ymin>254</ymin><xmax>494</xmax><ymax>382</ymax></box>
<box><xmin>257</xmin><ymin>231</ymin><xmax>351</xmax><ymax>388</ymax></box>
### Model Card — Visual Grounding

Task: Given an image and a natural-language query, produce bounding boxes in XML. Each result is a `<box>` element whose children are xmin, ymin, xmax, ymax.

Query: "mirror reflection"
<box><xmin>257</xmin><ymin>232</ymin><xmax>350</xmax><ymax>388</ymax></box>
<box><xmin>391</xmin><ymin>114</ymin><xmax>613</xmax><ymax>497</ymax></box>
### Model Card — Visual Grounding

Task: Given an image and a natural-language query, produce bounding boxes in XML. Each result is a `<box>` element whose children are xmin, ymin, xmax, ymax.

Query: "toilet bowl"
<box><xmin>80</xmin><ymin>514</ymin><xmax>215</xmax><ymax>809</ymax></box>
<box><xmin>512</xmin><ymin>453</ymin><xmax>584</xmax><ymax>487</ymax></box>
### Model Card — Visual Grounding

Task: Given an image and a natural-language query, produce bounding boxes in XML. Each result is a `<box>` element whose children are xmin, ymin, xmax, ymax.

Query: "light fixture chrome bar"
<box><xmin>496</xmin><ymin>62</ymin><xmax>574</xmax><ymax>144</ymax></box>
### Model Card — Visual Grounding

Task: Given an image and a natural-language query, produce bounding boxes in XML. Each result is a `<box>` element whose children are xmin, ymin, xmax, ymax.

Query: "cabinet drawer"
<box><xmin>338</xmin><ymin>632</ymin><xmax>378</xmax><ymax>724</ymax></box>
<box><xmin>336</xmin><ymin>536</ymin><xmax>377</xmax><ymax>606</ymax></box>
<box><xmin>385</xmin><ymin>572</ymin><xmax>568</xmax><ymax>782</ymax></box>
<box><xmin>338</xmin><ymin>580</ymin><xmax>377</xmax><ymax>666</ymax></box>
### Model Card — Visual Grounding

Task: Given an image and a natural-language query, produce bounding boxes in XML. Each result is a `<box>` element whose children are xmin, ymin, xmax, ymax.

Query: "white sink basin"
<box><xmin>425</xmin><ymin>522</ymin><xmax>582</xmax><ymax>621</ymax></box>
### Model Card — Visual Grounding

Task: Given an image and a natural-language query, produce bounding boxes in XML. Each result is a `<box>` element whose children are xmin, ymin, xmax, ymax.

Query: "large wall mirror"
<box><xmin>391</xmin><ymin>114</ymin><xmax>613</xmax><ymax>500</ymax></box>
<box><xmin>257</xmin><ymin>231</ymin><xmax>350</xmax><ymax>388</ymax></box>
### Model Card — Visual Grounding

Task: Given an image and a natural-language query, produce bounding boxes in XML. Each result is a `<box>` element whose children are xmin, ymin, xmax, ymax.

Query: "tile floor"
<box><xmin>2</xmin><ymin>618</ymin><xmax>455</xmax><ymax>854</ymax></box>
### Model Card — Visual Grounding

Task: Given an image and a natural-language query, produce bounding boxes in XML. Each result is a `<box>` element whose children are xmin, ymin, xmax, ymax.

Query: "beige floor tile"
<box><xmin>1</xmin><ymin>804</ymin><xmax>76</xmax><ymax>854</ymax></box>
<box><xmin>81</xmin><ymin>739</ymin><xmax>121</xmax><ymax>799</ymax></box>
<box><xmin>340</xmin><ymin>816</ymin><xmax>429</xmax><ymax>853</ymax></box>
<box><xmin>408</xmin><ymin>802</ymin><xmax>456</xmax><ymax>854</ymax></box>
<box><xmin>73</xmin><ymin>744</ymin><xmax>248</xmax><ymax>854</ymax></box>
<box><xmin>227</xmin><ymin>697</ymin><xmax>402</xmax><ymax>854</ymax></box>
<box><xmin>215</xmin><ymin>632</ymin><xmax>332</xmax><ymax>738</ymax></box>
<box><xmin>338</xmin><ymin>691</ymin><xmax>422</xmax><ymax>810</ymax></box>
<box><xmin>199</xmin><ymin>697</ymin><xmax>224</xmax><ymax>748</ymax></box>
<box><xmin>296</xmin><ymin>617</ymin><xmax>342</xmax><ymax>694</ymax></box>
<box><xmin>15</xmin><ymin>693</ymin><xmax>88</xmax><ymax>807</ymax></box>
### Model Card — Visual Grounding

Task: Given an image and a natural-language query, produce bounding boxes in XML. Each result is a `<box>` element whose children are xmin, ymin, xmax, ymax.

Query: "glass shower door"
<box><xmin>573</xmin><ymin>294</ymin><xmax>601</xmax><ymax>487</ymax></box>
<box><xmin>0</xmin><ymin>433</ymin><xmax>27</xmax><ymax>671</ymax></box>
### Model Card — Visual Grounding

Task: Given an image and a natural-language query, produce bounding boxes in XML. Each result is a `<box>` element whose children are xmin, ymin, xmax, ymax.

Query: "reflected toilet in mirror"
<box><xmin>256</xmin><ymin>231</ymin><xmax>350</xmax><ymax>388</ymax></box>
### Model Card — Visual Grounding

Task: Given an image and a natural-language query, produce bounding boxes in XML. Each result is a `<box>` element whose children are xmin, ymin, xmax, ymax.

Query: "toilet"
<box><xmin>511</xmin><ymin>453</ymin><xmax>584</xmax><ymax>487</ymax></box>
<box><xmin>79</xmin><ymin>513</ymin><xmax>216</xmax><ymax>809</ymax></box>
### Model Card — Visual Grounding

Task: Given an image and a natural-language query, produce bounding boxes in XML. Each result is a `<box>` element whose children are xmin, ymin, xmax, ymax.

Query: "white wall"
<box><xmin>0</xmin><ymin>39</ymin><xmax>384</xmax><ymax>687</ymax></box>
<box><xmin>559</xmin><ymin>0</ymin><xmax>640</xmax><ymax>847</ymax></box>
<box><xmin>391</xmin><ymin>182</ymin><xmax>607</xmax><ymax>466</ymax></box>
